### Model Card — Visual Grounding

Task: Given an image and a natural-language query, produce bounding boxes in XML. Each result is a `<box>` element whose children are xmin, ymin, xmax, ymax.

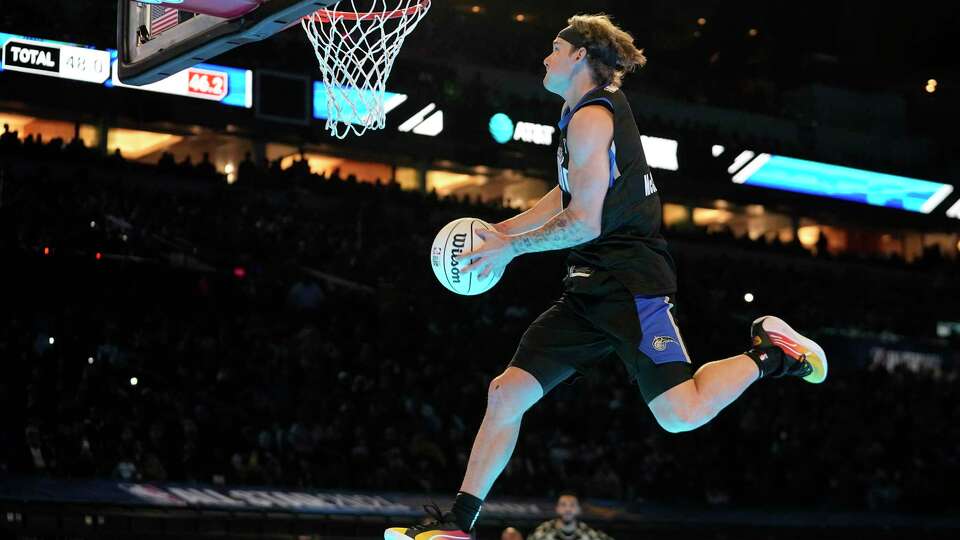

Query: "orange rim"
<box><xmin>305</xmin><ymin>0</ymin><xmax>430</xmax><ymax>22</ymax></box>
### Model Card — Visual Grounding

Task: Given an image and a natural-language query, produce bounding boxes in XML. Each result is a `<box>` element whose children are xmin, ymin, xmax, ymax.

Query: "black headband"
<box><xmin>556</xmin><ymin>25</ymin><xmax>620</xmax><ymax>68</ymax></box>
<box><xmin>557</xmin><ymin>25</ymin><xmax>587</xmax><ymax>49</ymax></box>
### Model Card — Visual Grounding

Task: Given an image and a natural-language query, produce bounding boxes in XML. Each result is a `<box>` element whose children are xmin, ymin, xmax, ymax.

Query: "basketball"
<box><xmin>430</xmin><ymin>218</ymin><xmax>504</xmax><ymax>295</ymax></box>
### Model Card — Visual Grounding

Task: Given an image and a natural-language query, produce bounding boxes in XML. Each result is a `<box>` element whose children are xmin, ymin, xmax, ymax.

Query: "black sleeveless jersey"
<box><xmin>556</xmin><ymin>85</ymin><xmax>677</xmax><ymax>296</ymax></box>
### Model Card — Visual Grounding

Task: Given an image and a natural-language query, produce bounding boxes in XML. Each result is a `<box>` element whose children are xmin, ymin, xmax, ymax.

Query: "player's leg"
<box><xmin>647</xmin><ymin>313</ymin><xmax>828</xmax><ymax>433</ymax></box>
<box><xmin>458</xmin><ymin>367</ymin><xmax>544</xmax><ymax>500</ymax></box>
<box><xmin>648</xmin><ymin>354</ymin><xmax>757</xmax><ymax>433</ymax></box>
<box><xmin>385</xmin><ymin>368</ymin><xmax>548</xmax><ymax>540</ymax></box>
<box><xmin>385</xmin><ymin>298</ymin><xmax>600</xmax><ymax>540</ymax></box>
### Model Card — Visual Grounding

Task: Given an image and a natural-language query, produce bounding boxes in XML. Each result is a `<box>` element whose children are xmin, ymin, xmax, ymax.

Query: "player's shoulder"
<box><xmin>568</xmin><ymin>103</ymin><xmax>614</xmax><ymax>133</ymax></box>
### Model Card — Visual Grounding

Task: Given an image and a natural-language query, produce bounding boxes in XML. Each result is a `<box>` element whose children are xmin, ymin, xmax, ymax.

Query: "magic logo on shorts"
<box><xmin>635</xmin><ymin>296</ymin><xmax>691</xmax><ymax>365</ymax></box>
<box><xmin>652</xmin><ymin>336</ymin><xmax>677</xmax><ymax>351</ymax></box>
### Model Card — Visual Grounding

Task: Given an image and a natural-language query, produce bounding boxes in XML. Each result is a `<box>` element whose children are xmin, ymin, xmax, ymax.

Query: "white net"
<box><xmin>301</xmin><ymin>0</ymin><xmax>431</xmax><ymax>138</ymax></box>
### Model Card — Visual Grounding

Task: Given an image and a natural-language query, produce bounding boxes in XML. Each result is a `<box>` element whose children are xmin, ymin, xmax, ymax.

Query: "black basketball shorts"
<box><xmin>509</xmin><ymin>266</ymin><xmax>694</xmax><ymax>404</ymax></box>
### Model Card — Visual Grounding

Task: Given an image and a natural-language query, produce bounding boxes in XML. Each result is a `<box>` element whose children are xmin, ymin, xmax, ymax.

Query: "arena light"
<box><xmin>946</xmin><ymin>199</ymin><xmax>960</xmax><ymax>219</ymax></box>
<box><xmin>744</xmin><ymin>293</ymin><xmax>754</xmax><ymax>303</ymax></box>
<box><xmin>398</xmin><ymin>103</ymin><xmax>444</xmax><ymax>136</ymax></box>
<box><xmin>731</xmin><ymin>153</ymin><xmax>954</xmax><ymax>214</ymax></box>
<box><xmin>728</xmin><ymin>150</ymin><xmax>756</xmax><ymax>174</ymax></box>
<box><xmin>106</xmin><ymin>129</ymin><xmax>182</xmax><ymax>160</ymax></box>
<box><xmin>87</xmin><ymin>357</ymin><xmax>94</xmax><ymax>365</ymax></box>
<box><xmin>797</xmin><ymin>225</ymin><xmax>820</xmax><ymax>248</ymax></box>
<box><xmin>413</xmin><ymin>110</ymin><xmax>443</xmax><ymax>136</ymax></box>
<box><xmin>130</xmin><ymin>377</ymin><xmax>138</xmax><ymax>386</ymax></box>
<box><xmin>224</xmin><ymin>162</ymin><xmax>237</xmax><ymax>184</ymax></box>
<box><xmin>640</xmin><ymin>135</ymin><xmax>679</xmax><ymax>171</ymax></box>
<box><xmin>48</xmin><ymin>337</ymin><xmax>55</xmax><ymax>345</ymax></box>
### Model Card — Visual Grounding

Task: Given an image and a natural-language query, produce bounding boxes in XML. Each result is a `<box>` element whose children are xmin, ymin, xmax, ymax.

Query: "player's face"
<box><xmin>555</xmin><ymin>495</ymin><xmax>581</xmax><ymax>523</ymax></box>
<box><xmin>543</xmin><ymin>39</ymin><xmax>579</xmax><ymax>93</ymax></box>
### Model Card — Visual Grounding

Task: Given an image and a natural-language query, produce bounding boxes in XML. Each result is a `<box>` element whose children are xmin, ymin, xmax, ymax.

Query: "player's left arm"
<box><xmin>509</xmin><ymin>105</ymin><xmax>612</xmax><ymax>255</ymax></box>
<box><xmin>459</xmin><ymin>106</ymin><xmax>612</xmax><ymax>277</ymax></box>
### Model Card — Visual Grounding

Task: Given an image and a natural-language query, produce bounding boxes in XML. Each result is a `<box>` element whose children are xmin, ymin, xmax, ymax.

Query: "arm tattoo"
<box><xmin>511</xmin><ymin>210</ymin><xmax>597</xmax><ymax>256</ymax></box>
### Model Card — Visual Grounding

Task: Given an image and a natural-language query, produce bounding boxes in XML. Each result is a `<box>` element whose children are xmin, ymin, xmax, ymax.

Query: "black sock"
<box><xmin>745</xmin><ymin>346</ymin><xmax>785</xmax><ymax>379</ymax></box>
<box><xmin>451</xmin><ymin>491</ymin><xmax>484</xmax><ymax>532</ymax></box>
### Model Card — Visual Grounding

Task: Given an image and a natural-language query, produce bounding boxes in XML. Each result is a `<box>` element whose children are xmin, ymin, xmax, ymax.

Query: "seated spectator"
<box><xmin>528</xmin><ymin>492</ymin><xmax>614</xmax><ymax>540</ymax></box>
<box><xmin>502</xmin><ymin>526</ymin><xmax>524</xmax><ymax>540</ymax></box>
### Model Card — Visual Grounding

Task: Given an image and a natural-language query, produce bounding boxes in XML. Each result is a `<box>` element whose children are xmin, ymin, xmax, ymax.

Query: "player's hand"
<box><xmin>459</xmin><ymin>229</ymin><xmax>514</xmax><ymax>279</ymax></box>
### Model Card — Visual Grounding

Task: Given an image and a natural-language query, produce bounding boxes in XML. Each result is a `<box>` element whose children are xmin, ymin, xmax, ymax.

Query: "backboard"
<box><xmin>117</xmin><ymin>0</ymin><xmax>334</xmax><ymax>85</ymax></box>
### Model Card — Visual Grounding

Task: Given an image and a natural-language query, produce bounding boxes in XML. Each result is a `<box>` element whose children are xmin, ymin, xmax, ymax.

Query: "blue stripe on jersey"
<box><xmin>608</xmin><ymin>141</ymin><xmax>617</xmax><ymax>187</ymax></box>
<box><xmin>557</xmin><ymin>88</ymin><xmax>616</xmax><ymax>193</ymax></box>
<box><xmin>558</xmin><ymin>96</ymin><xmax>614</xmax><ymax>130</ymax></box>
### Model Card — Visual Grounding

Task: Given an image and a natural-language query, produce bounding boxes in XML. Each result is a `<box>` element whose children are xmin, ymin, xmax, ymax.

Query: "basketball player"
<box><xmin>385</xmin><ymin>13</ymin><xmax>826</xmax><ymax>540</ymax></box>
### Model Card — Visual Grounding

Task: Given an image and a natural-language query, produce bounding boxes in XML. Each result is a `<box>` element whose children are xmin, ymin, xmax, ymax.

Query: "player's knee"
<box><xmin>655</xmin><ymin>412</ymin><xmax>694</xmax><ymax>434</ymax></box>
<box><xmin>649</xmin><ymin>380</ymin><xmax>711</xmax><ymax>433</ymax></box>
<box><xmin>487</xmin><ymin>372</ymin><xmax>536</xmax><ymax>422</ymax></box>
<box><xmin>653</xmin><ymin>403</ymin><xmax>706</xmax><ymax>434</ymax></box>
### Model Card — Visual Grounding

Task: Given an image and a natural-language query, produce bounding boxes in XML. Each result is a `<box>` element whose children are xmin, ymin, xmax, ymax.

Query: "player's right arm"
<box><xmin>493</xmin><ymin>186</ymin><xmax>562</xmax><ymax>235</ymax></box>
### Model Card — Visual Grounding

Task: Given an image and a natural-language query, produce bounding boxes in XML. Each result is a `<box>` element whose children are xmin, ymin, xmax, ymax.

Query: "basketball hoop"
<box><xmin>301</xmin><ymin>0</ymin><xmax>431</xmax><ymax>138</ymax></box>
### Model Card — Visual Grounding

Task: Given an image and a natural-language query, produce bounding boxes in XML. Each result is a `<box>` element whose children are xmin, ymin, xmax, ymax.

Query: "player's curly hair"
<box><xmin>567</xmin><ymin>13</ymin><xmax>647</xmax><ymax>87</ymax></box>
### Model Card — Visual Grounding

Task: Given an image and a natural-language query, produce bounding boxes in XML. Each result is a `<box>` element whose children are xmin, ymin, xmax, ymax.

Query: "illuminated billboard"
<box><xmin>488</xmin><ymin>113</ymin><xmax>555</xmax><ymax>146</ymax></box>
<box><xmin>313</xmin><ymin>82</ymin><xmax>408</xmax><ymax>125</ymax></box>
<box><xmin>489</xmin><ymin>112</ymin><xmax>678</xmax><ymax>170</ymax></box>
<box><xmin>0</xmin><ymin>32</ymin><xmax>110</xmax><ymax>84</ymax></box>
<box><xmin>0</xmin><ymin>32</ymin><xmax>251</xmax><ymax>108</ymax></box>
<box><xmin>730</xmin><ymin>153</ymin><xmax>953</xmax><ymax>214</ymax></box>
<box><xmin>110</xmin><ymin>56</ymin><xmax>253</xmax><ymax>108</ymax></box>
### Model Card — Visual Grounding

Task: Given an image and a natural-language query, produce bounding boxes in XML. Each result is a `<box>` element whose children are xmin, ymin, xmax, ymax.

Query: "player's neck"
<box><xmin>563</xmin><ymin>75</ymin><xmax>600</xmax><ymax>110</ymax></box>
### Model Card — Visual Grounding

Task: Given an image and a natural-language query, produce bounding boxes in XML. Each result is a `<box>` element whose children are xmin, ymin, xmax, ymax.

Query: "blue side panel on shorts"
<box><xmin>634</xmin><ymin>296</ymin><xmax>691</xmax><ymax>365</ymax></box>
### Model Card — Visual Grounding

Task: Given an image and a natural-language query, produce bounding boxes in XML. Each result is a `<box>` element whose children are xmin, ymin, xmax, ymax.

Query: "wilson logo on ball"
<box><xmin>430</xmin><ymin>218</ymin><xmax>503</xmax><ymax>296</ymax></box>
<box><xmin>449</xmin><ymin>233</ymin><xmax>467</xmax><ymax>283</ymax></box>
